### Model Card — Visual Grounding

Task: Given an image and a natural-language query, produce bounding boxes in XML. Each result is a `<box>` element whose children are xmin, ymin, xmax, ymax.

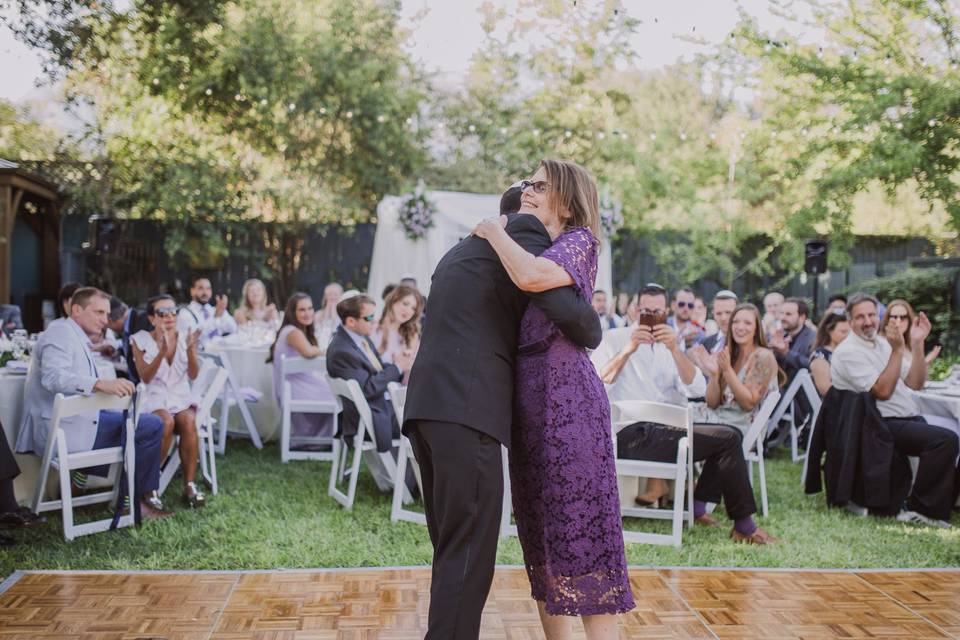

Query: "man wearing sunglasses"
<box><xmin>326</xmin><ymin>293</ymin><xmax>412</xmax><ymax>460</ymax></box>
<box><xmin>402</xmin><ymin>180</ymin><xmax>602</xmax><ymax>639</ymax></box>
<box><xmin>667</xmin><ymin>286</ymin><xmax>704</xmax><ymax>350</ymax></box>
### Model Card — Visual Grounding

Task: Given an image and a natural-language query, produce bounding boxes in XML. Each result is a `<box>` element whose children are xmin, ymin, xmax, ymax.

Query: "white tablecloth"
<box><xmin>915</xmin><ymin>390</ymin><xmax>960</xmax><ymax>440</ymax></box>
<box><xmin>204</xmin><ymin>340</ymin><xmax>280</xmax><ymax>442</ymax></box>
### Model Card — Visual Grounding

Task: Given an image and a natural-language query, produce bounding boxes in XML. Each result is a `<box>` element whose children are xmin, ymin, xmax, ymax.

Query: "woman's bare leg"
<box><xmin>154</xmin><ymin>409</ymin><xmax>175</xmax><ymax>463</ymax></box>
<box><xmin>537</xmin><ymin>601</ymin><xmax>573</xmax><ymax>640</ymax></box>
<box><xmin>173</xmin><ymin>408</ymin><xmax>199</xmax><ymax>484</ymax></box>
<box><xmin>583</xmin><ymin>614</ymin><xmax>619</xmax><ymax>640</ymax></box>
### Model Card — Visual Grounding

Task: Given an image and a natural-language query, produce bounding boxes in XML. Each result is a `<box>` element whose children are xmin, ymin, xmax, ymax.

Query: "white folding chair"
<box><xmin>742</xmin><ymin>391</ymin><xmax>781</xmax><ymax>518</ymax></box>
<box><xmin>157</xmin><ymin>362</ymin><xmax>229</xmax><ymax>497</ymax></box>
<box><xmin>387</xmin><ymin>382</ymin><xmax>427</xmax><ymax>525</ymax></box>
<box><xmin>610</xmin><ymin>401</ymin><xmax>693</xmax><ymax>547</ymax></box>
<box><xmin>327</xmin><ymin>377</ymin><xmax>405</xmax><ymax>510</ymax></box>
<box><xmin>279</xmin><ymin>354</ymin><xmax>339</xmax><ymax>462</ymax></box>
<box><xmin>199</xmin><ymin>350</ymin><xmax>262</xmax><ymax>454</ymax></box>
<box><xmin>767</xmin><ymin>370</ymin><xmax>822</xmax><ymax>462</ymax></box>
<box><xmin>31</xmin><ymin>391</ymin><xmax>138</xmax><ymax>541</ymax></box>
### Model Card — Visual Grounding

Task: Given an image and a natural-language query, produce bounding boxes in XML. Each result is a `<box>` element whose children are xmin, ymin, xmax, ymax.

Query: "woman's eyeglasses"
<box><xmin>152</xmin><ymin>308</ymin><xmax>177</xmax><ymax>318</ymax></box>
<box><xmin>520</xmin><ymin>180</ymin><xmax>550</xmax><ymax>194</ymax></box>
<box><xmin>887</xmin><ymin>313</ymin><xmax>909</xmax><ymax>321</ymax></box>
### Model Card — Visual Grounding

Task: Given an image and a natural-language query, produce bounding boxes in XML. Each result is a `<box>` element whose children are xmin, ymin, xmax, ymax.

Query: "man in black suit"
<box><xmin>403</xmin><ymin>206</ymin><xmax>602</xmax><ymax>639</ymax></box>
<box><xmin>105</xmin><ymin>297</ymin><xmax>151</xmax><ymax>383</ymax></box>
<box><xmin>326</xmin><ymin>294</ymin><xmax>411</xmax><ymax>452</ymax></box>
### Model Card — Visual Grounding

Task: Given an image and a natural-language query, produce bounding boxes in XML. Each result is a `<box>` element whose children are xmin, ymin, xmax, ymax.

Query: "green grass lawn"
<box><xmin>3</xmin><ymin>439</ymin><xmax>959</xmax><ymax>578</ymax></box>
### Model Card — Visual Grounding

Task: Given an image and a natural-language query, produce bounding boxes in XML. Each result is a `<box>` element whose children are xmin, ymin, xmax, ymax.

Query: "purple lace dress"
<box><xmin>510</xmin><ymin>227</ymin><xmax>635</xmax><ymax>617</ymax></box>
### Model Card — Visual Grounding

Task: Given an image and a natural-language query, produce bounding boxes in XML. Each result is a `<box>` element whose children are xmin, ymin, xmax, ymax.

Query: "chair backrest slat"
<box><xmin>52</xmin><ymin>392</ymin><xmax>133</xmax><ymax>420</ymax></box>
<box><xmin>387</xmin><ymin>382</ymin><xmax>406</xmax><ymax>425</ymax></box>
<box><xmin>281</xmin><ymin>354</ymin><xmax>328</xmax><ymax>377</ymax></box>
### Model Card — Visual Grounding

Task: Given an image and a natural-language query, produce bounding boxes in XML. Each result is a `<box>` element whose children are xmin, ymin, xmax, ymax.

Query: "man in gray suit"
<box><xmin>15</xmin><ymin>287</ymin><xmax>171</xmax><ymax>519</ymax></box>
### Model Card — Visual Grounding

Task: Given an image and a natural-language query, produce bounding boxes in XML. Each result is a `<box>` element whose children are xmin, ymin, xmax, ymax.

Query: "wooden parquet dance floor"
<box><xmin>2</xmin><ymin>567</ymin><xmax>960</xmax><ymax>639</ymax></box>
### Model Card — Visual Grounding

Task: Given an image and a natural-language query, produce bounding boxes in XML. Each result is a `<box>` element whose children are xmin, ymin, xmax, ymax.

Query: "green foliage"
<box><xmin>3</xmin><ymin>0</ymin><xmax>428</xmax><ymax>301</ymax></box>
<box><xmin>3</xmin><ymin>441</ymin><xmax>959</xmax><ymax>575</ymax></box>
<box><xmin>733</xmin><ymin>0</ymin><xmax>960</xmax><ymax>270</ymax></box>
<box><xmin>929</xmin><ymin>352</ymin><xmax>960</xmax><ymax>380</ymax></box>
<box><xmin>844</xmin><ymin>266</ymin><xmax>958</xmax><ymax>347</ymax></box>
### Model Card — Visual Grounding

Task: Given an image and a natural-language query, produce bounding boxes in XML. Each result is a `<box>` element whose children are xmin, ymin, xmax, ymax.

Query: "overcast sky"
<box><xmin>1</xmin><ymin>1</ymin><xmax>819</xmax><ymax>103</ymax></box>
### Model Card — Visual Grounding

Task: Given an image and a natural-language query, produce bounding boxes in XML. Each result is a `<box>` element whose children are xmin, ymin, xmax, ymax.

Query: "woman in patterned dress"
<box><xmin>474</xmin><ymin>159</ymin><xmax>634</xmax><ymax>639</ymax></box>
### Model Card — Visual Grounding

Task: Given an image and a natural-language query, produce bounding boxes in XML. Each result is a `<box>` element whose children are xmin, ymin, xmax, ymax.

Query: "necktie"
<box><xmin>360</xmin><ymin>339</ymin><xmax>383</xmax><ymax>372</ymax></box>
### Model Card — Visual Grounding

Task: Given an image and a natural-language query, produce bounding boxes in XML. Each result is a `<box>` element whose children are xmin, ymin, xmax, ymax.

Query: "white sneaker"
<box><xmin>896</xmin><ymin>509</ymin><xmax>951</xmax><ymax>529</ymax></box>
<box><xmin>844</xmin><ymin>502</ymin><xmax>868</xmax><ymax>517</ymax></box>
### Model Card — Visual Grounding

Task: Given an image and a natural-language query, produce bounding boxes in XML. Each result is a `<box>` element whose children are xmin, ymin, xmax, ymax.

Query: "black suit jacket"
<box><xmin>403</xmin><ymin>213</ymin><xmax>602</xmax><ymax>447</ymax></box>
<box><xmin>804</xmin><ymin>387</ymin><xmax>911</xmax><ymax>515</ymax></box>
<box><xmin>326</xmin><ymin>326</ymin><xmax>403</xmax><ymax>452</ymax></box>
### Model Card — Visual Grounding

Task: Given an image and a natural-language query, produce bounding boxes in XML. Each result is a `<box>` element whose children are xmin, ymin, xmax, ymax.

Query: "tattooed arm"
<box><xmin>721</xmin><ymin>348</ymin><xmax>777</xmax><ymax>412</ymax></box>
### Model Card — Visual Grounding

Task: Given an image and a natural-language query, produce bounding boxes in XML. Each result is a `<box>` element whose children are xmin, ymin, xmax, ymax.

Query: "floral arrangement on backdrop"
<box><xmin>599</xmin><ymin>187</ymin><xmax>624</xmax><ymax>239</ymax></box>
<box><xmin>398</xmin><ymin>180</ymin><xmax>437</xmax><ymax>241</ymax></box>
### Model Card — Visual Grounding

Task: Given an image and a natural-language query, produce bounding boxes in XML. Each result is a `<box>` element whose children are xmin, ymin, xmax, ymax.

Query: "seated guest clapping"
<box><xmin>177</xmin><ymin>276</ymin><xmax>237</xmax><ymax>348</ymax></box>
<box><xmin>235</xmin><ymin>278</ymin><xmax>279</xmax><ymax>326</ymax></box>
<box><xmin>809</xmin><ymin>310</ymin><xmax>850</xmax><ymax>396</ymax></box>
<box><xmin>131</xmin><ymin>295</ymin><xmax>206</xmax><ymax>508</ymax></box>
<box><xmin>326</xmin><ymin>294</ymin><xmax>412</xmax><ymax>452</ymax></box>
<box><xmin>696</xmin><ymin>303</ymin><xmax>779</xmax><ymax>544</ymax></box>
<box><xmin>880</xmin><ymin>299</ymin><xmax>942</xmax><ymax>367</ymax></box>
<box><xmin>371</xmin><ymin>284</ymin><xmax>423</xmax><ymax>367</ymax></box>
<box><xmin>832</xmin><ymin>293</ymin><xmax>957</xmax><ymax>527</ymax></box>
<box><xmin>314</xmin><ymin>282</ymin><xmax>343</xmax><ymax>349</ymax></box>
<box><xmin>268</xmin><ymin>293</ymin><xmax>335</xmax><ymax>439</ymax></box>
<box><xmin>595</xmin><ymin>287</ymin><xmax>777</xmax><ymax>544</ymax></box>
<box><xmin>15</xmin><ymin>287</ymin><xmax>170</xmax><ymax>519</ymax></box>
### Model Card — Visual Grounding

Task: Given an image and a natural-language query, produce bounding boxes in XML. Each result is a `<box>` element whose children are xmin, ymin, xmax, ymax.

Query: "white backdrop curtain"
<box><xmin>366</xmin><ymin>190</ymin><xmax>613</xmax><ymax>299</ymax></box>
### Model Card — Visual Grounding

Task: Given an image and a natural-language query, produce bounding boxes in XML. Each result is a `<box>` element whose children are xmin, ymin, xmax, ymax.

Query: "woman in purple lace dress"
<box><xmin>474</xmin><ymin>159</ymin><xmax>634</xmax><ymax>638</ymax></box>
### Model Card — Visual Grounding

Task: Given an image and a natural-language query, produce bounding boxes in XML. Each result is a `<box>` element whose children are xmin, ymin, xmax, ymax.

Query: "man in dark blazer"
<box><xmin>403</xmin><ymin>202</ymin><xmax>602</xmax><ymax>639</ymax></box>
<box><xmin>326</xmin><ymin>294</ymin><xmax>411</xmax><ymax>452</ymax></box>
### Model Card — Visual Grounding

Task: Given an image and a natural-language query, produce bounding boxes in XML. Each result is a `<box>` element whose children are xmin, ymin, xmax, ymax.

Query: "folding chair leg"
<box><xmin>345</xmin><ymin>440</ymin><xmax>364</xmax><ymax>509</ymax></box>
<box><xmin>217</xmin><ymin>387</ymin><xmax>230</xmax><ymax>455</ymax></box>
<box><xmin>207</xmin><ymin>425</ymin><xmax>218</xmax><ymax>495</ymax></box>
<box><xmin>758</xmin><ymin>453</ymin><xmax>769</xmax><ymax>517</ymax></box>
<box><xmin>281</xmin><ymin>411</ymin><xmax>290</xmax><ymax>463</ymax></box>
<box><xmin>391</xmin><ymin>442</ymin><xmax>409</xmax><ymax>523</ymax></box>
<box><xmin>32</xmin><ymin>437</ymin><xmax>56</xmax><ymax>513</ymax></box>
<box><xmin>671</xmin><ymin>438</ymin><xmax>688</xmax><ymax>547</ymax></box>
<box><xmin>56</xmin><ymin>433</ymin><xmax>75</xmax><ymax>541</ymax></box>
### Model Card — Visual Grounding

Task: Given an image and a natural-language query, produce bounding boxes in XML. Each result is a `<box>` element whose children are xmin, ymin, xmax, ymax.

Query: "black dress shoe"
<box><xmin>0</xmin><ymin>507</ymin><xmax>47</xmax><ymax>529</ymax></box>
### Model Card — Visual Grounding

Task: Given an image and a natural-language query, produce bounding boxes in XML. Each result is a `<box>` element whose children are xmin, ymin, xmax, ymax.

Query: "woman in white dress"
<box><xmin>234</xmin><ymin>278</ymin><xmax>279</xmax><ymax>326</ymax></box>
<box><xmin>268</xmin><ymin>293</ymin><xmax>335</xmax><ymax>439</ymax></box>
<box><xmin>370</xmin><ymin>284</ymin><xmax>423</xmax><ymax>368</ymax></box>
<box><xmin>131</xmin><ymin>295</ymin><xmax>206</xmax><ymax>508</ymax></box>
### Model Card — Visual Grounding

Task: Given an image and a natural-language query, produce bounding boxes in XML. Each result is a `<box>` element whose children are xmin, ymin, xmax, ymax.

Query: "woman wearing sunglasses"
<box><xmin>131</xmin><ymin>294</ymin><xmax>205</xmax><ymax>508</ymax></box>
<box><xmin>879</xmin><ymin>299</ymin><xmax>941</xmax><ymax>367</ymax></box>
<box><xmin>473</xmin><ymin>159</ymin><xmax>634</xmax><ymax>639</ymax></box>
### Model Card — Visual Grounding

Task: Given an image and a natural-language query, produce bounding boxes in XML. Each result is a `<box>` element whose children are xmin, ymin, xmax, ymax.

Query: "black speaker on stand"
<box><xmin>804</xmin><ymin>241</ymin><xmax>828</xmax><ymax>317</ymax></box>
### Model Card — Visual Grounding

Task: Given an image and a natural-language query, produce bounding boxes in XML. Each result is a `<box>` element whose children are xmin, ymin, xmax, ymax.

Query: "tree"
<box><xmin>730</xmin><ymin>0</ymin><xmax>960</xmax><ymax>269</ymax></box>
<box><xmin>3</xmin><ymin>0</ymin><xmax>429</xmax><ymax>300</ymax></box>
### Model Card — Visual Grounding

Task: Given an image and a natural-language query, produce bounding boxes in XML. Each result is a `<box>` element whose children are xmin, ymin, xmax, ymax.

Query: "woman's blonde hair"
<box><xmin>539</xmin><ymin>159</ymin><xmax>601</xmax><ymax>242</ymax></box>
<box><xmin>240</xmin><ymin>278</ymin><xmax>268</xmax><ymax>313</ymax></box>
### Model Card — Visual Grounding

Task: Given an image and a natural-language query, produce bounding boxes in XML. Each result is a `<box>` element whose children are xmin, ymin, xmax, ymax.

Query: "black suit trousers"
<box><xmin>885</xmin><ymin>416</ymin><xmax>959</xmax><ymax>521</ymax></box>
<box><xmin>406</xmin><ymin>420</ymin><xmax>503</xmax><ymax>640</ymax></box>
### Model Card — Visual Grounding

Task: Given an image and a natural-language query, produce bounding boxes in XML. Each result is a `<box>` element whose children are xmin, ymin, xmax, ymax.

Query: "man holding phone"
<box><xmin>590</xmin><ymin>282</ymin><xmax>774</xmax><ymax>542</ymax></box>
